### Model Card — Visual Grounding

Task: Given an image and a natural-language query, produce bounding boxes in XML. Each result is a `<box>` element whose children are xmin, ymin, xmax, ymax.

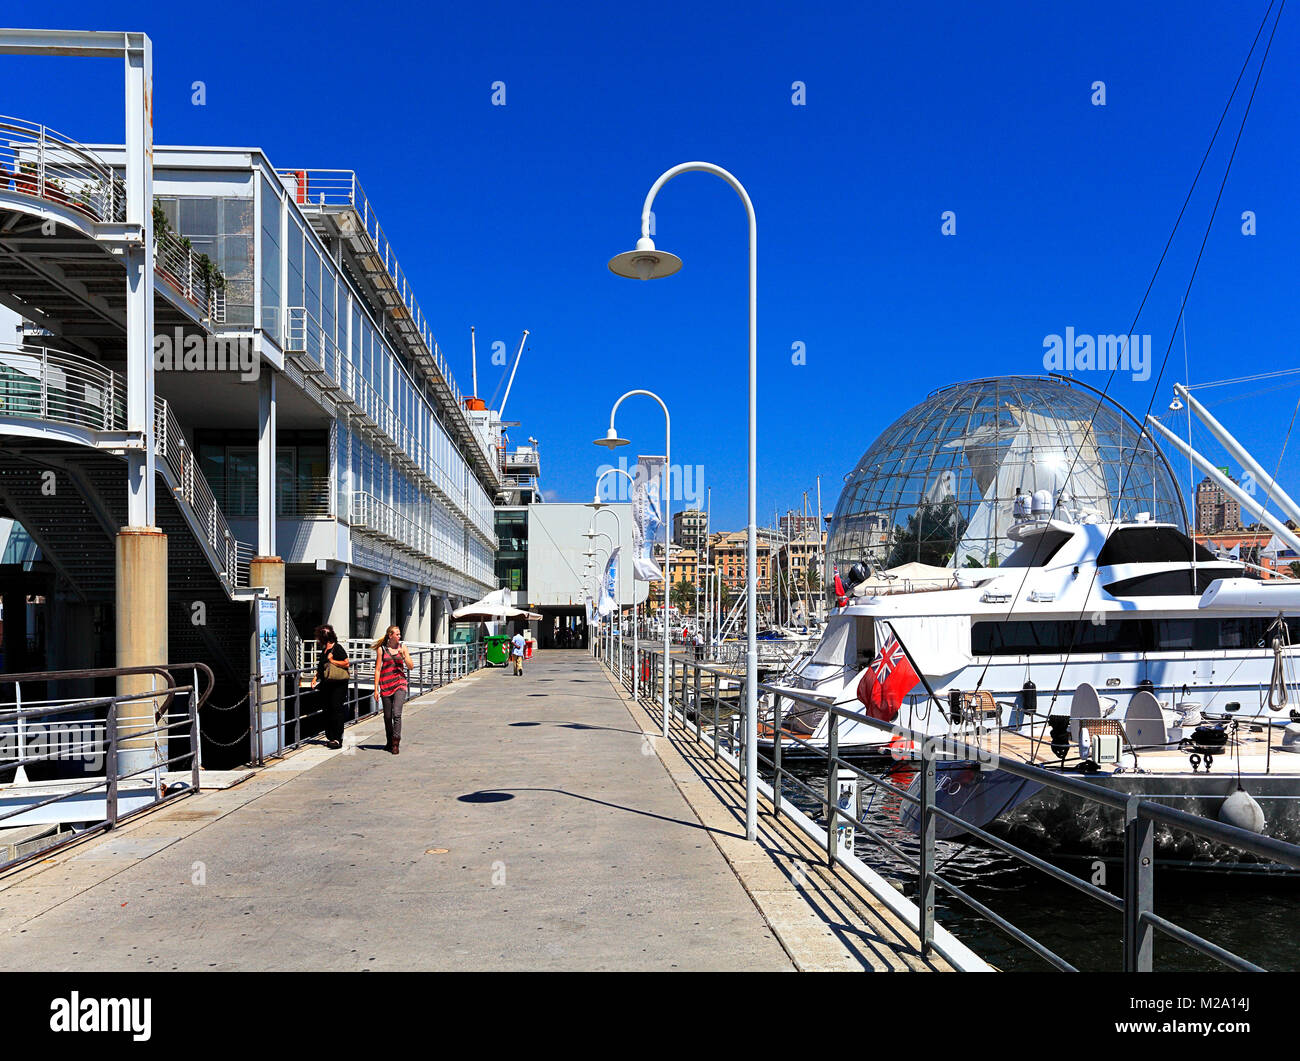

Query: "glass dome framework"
<box><xmin>826</xmin><ymin>376</ymin><xmax>1187</xmax><ymax>585</ymax></box>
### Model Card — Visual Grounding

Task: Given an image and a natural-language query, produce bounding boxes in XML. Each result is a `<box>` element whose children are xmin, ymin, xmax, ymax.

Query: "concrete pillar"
<box><xmin>417</xmin><ymin>588</ymin><xmax>432</xmax><ymax>644</ymax></box>
<box><xmin>251</xmin><ymin>557</ymin><xmax>285</xmax><ymax>759</ymax></box>
<box><xmin>322</xmin><ymin>569</ymin><xmax>350</xmax><ymax>637</ymax></box>
<box><xmin>115</xmin><ymin>528</ymin><xmax>167</xmax><ymax>776</ymax></box>
<box><xmin>434</xmin><ymin>594</ymin><xmax>450</xmax><ymax>644</ymax></box>
<box><xmin>399</xmin><ymin>587</ymin><xmax>418</xmax><ymax>644</ymax></box>
<box><xmin>369</xmin><ymin>578</ymin><xmax>391</xmax><ymax>641</ymax></box>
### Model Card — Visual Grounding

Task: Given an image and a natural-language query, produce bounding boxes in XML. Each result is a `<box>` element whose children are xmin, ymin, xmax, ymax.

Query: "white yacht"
<box><xmin>764</xmin><ymin>497</ymin><xmax>1297</xmax><ymax>749</ymax></box>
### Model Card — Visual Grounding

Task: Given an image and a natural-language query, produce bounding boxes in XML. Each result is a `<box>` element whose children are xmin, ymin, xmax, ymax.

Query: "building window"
<box><xmin>260</xmin><ymin>178</ymin><xmax>282</xmax><ymax>340</ymax></box>
<box><xmin>494</xmin><ymin>510</ymin><xmax>528</xmax><ymax>592</ymax></box>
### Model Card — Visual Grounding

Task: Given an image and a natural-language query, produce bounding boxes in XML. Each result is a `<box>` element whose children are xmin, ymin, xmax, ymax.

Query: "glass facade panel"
<box><xmin>260</xmin><ymin>178</ymin><xmax>281</xmax><ymax>339</ymax></box>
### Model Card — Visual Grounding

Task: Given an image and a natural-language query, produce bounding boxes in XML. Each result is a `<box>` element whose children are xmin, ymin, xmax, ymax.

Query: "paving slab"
<box><xmin>0</xmin><ymin>651</ymin><xmax>793</xmax><ymax>971</ymax></box>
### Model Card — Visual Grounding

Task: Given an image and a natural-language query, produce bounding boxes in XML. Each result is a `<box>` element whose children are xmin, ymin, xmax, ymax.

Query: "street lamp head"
<box><xmin>608</xmin><ymin>236</ymin><xmax>682</xmax><ymax>281</ymax></box>
<box><xmin>593</xmin><ymin>425</ymin><xmax>630</xmax><ymax>449</ymax></box>
<box><xmin>586</xmin><ymin>494</ymin><xmax>606</xmax><ymax>510</ymax></box>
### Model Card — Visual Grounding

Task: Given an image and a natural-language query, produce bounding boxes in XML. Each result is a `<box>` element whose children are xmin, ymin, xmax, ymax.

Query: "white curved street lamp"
<box><xmin>588</xmin><ymin>505</ymin><xmax>642</xmax><ymax>701</ymax></box>
<box><xmin>608</xmin><ymin>161</ymin><xmax>759</xmax><ymax>840</ymax></box>
<box><xmin>594</xmin><ymin>389</ymin><xmax>672</xmax><ymax>735</ymax></box>
<box><xmin>587</xmin><ymin>471</ymin><xmax>634</xmax><ymax>680</ymax></box>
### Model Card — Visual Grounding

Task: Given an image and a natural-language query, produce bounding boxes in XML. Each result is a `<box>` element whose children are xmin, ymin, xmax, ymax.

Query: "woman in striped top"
<box><xmin>372</xmin><ymin>625</ymin><xmax>414</xmax><ymax>755</ymax></box>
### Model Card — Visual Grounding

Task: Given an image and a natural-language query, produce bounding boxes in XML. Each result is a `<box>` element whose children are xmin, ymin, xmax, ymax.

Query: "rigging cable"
<box><xmin>1044</xmin><ymin>0</ymin><xmax>1287</xmax><ymax>706</ymax></box>
<box><xmin>968</xmin><ymin>0</ymin><xmax>1281</xmax><ymax>701</ymax></box>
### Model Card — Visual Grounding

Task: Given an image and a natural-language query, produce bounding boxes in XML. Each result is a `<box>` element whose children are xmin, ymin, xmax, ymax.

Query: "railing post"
<box><xmin>105</xmin><ymin>700</ymin><xmax>119</xmax><ymax>827</ymax></box>
<box><xmin>773</xmin><ymin>692</ymin><xmax>783</xmax><ymax>820</ymax></box>
<box><xmin>919</xmin><ymin>748</ymin><xmax>936</xmax><ymax>958</ymax></box>
<box><xmin>1123</xmin><ymin>798</ymin><xmax>1155</xmax><ymax>972</ymax></box>
<box><xmin>36</xmin><ymin>124</ymin><xmax>46</xmax><ymax>198</ymax></box>
<box><xmin>191</xmin><ymin>666</ymin><xmax>202</xmax><ymax>785</ymax></box>
<box><xmin>826</xmin><ymin>711</ymin><xmax>839</xmax><ymax>866</ymax></box>
<box><xmin>249</xmin><ymin>676</ymin><xmax>261</xmax><ymax>765</ymax></box>
<box><xmin>712</xmin><ymin>672</ymin><xmax>720</xmax><ymax>760</ymax></box>
<box><xmin>693</xmin><ymin>664</ymin><xmax>702</xmax><ymax>741</ymax></box>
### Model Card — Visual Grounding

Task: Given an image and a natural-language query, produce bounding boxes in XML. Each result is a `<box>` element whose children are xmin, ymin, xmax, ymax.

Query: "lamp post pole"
<box><xmin>595</xmin><ymin>390</ymin><xmax>671</xmax><ymax>737</ymax></box>
<box><xmin>588</xmin><ymin>505</ymin><xmax>632</xmax><ymax>694</ymax></box>
<box><xmin>608</xmin><ymin>162</ymin><xmax>758</xmax><ymax>839</ymax></box>
<box><xmin>590</xmin><ymin>468</ymin><xmax>636</xmax><ymax>689</ymax></box>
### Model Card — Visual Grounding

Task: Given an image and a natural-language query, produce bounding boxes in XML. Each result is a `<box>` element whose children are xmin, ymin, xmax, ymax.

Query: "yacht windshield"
<box><xmin>998</xmin><ymin>529</ymin><xmax>1071</xmax><ymax>568</ymax></box>
<box><xmin>1097</xmin><ymin>526</ymin><xmax>1215</xmax><ymax>566</ymax></box>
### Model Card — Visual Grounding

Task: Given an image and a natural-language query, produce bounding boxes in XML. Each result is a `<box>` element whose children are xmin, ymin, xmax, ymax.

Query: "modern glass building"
<box><xmin>826</xmin><ymin>376</ymin><xmax>1187</xmax><ymax>580</ymax></box>
<box><xmin>0</xmin><ymin>118</ymin><xmax>505</xmax><ymax>695</ymax></box>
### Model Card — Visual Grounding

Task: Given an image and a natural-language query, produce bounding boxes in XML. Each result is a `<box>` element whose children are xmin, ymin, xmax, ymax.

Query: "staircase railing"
<box><xmin>154</xmin><ymin>396</ymin><xmax>253</xmax><ymax>591</ymax></box>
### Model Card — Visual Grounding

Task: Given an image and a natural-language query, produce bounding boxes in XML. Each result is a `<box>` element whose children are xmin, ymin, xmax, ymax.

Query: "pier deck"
<box><xmin>0</xmin><ymin>650</ymin><xmax>951</xmax><ymax>971</ymax></box>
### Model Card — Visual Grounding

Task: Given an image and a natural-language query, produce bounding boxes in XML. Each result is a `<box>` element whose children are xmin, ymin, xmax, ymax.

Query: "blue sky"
<box><xmin>6</xmin><ymin>2</ymin><xmax>1300</xmax><ymax>530</ymax></box>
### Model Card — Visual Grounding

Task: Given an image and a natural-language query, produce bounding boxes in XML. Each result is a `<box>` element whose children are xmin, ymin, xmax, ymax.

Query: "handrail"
<box><xmin>607</xmin><ymin>643</ymin><xmax>1300</xmax><ymax>972</ymax></box>
<box><xmin>250</xmin><ymin>642</ymin><xmax>485</xmax><ymax>764</ymax></box>
<box><xmin>0</xmin><ymin>342</ymin><xmax>124</xmax><ymax>431</ymax></box>
<box><xmin>0</xmin><ymin>663</ymin><xmax>210</xmax><ymax>874</ymax></box>
<box><xmin>0</xmin><ymin>114</ymin><xmax>124</xmax><ymax>223</ymax></box>
<box><xmin>2</xmin><ymin>114</ymin><xmax>223</xmax><ymax>323</ymax></box>
<box><xmin>274</xmin><ymin>169</ymin><xmax>501</xmax><ymax>486</ymax></box>
<box><xmin>285</xmin><ymin>305</ymin><xmax>495</xmax><ymax>545</ymax></box>
<box><xmin>154</xmin><ymin>396</ymin><xmax>253</xmax><ymax>589</ymax></box>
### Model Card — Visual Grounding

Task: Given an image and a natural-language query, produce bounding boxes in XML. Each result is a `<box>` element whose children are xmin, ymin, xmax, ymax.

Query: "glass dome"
<box><xmin>826</xmin><ymin>376</ymin><xmax>1187</xmax><ymax>582</ymax></box>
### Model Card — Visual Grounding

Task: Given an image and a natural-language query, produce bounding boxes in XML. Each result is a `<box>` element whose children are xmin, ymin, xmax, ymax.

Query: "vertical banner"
<box><xmin>256</xmin><ymin>598</ymin><xmax>279</xmax><ymax>686</ymax></box>
<box><xmin>599</xmin><ymin>546</ymin><xmax>620</xmax><ymax>617</ymax></box>
<box><xmin>632</xmin><ymin>455</ymin><xmax>666</xmax><ymax>582</ymax></box>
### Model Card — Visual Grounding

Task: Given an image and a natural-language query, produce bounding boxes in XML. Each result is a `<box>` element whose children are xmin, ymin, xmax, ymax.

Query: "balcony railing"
<box><xmin>274</xmin><ymin>169</ymin><xmax>500</xmax><ymax>483</ymax></box>
<box><xmin>153</xmin><ymin>225</ymin><xmax>226</xmax><ymax>324</ymax></box>
<box><xmin>0</xmin><ymin>115</ymin><xmax>124</xmax><ymax>224</ymax></box>
<box><xmin>0</xmin><ymin>343</ymin><xmax>124</xmax><ymax>430</ymax></box>
<box><xmin>286</xmin><ymin>306</ymin><xmax>495</xmax><ymax>545</ymax></box>
<box><xmin>0</xmin><ymin>341</ymin><xmax>252</xmax><ymax>591</ymax></box>
<box><xmin>205</xmin><ymin>475</ymin><xmax>331</xmax><ymax>520</ymax></box>
<box><xmin>2</xmin><ymin>114</ymin><xmax>224</xmax><ymax>324</ymax></box>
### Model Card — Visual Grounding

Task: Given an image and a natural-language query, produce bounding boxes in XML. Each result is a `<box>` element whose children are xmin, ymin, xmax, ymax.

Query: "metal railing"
<box><xmin>0</xmin><ymin>343</ymin><xmax>252</xmax><ymax>590</ymax></box>
<box><xmin>153</xmin><ymin>224</ymin><xmax>226</xmax><ymax>324</ymax></box>
<box><xmin>274</xmin><ymin>170</ymin><xmax>501</xmax><ymax>491</ymax></box>
<box><xmin>0</xmin><ymin>663</ymin><xmax>213</xmax><ymax>874</ymax></box>
<box><xmin>154</xmin><ymin>398</ymin><xmax>254</xmax><ymax>589</ymax></box>
<box><xmin>250</xmin><ymin>642</ymin><xmax>484</xmax><ymax>764</ymax></box>
<box><xmin>602</xmin><ymin>643</ymin><xmax>1300</xmax><ymax>972</ymax></box>
<box><xmin>3</xmin><ymin>115</ymin><xmax>224</xmax><ymax>323</ymax></box>
<box><xmin>207</xmin><ymin>474</ymin><xmax>331</xmax><ymax>520</ymax></box>
<box><xmin>0</xmin><ymin>114</ymin><xmax>124</xmax><ymax>224</ymax></box>
<box><xmin>0</xmin><ymin>343</ymin><xmax>123</xmax><ymax>431</ymax></box>
<box><xmin>284</xmin><ymin>305</ymin><xmax>495</xmax><ymax>546</ymax></box>
<box><xmin>274</xmin><ymin>171</ymin><xmax>459</xmax><ymax>397</ymax></box>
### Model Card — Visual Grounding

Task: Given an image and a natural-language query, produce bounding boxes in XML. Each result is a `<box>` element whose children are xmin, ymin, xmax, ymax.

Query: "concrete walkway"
<box><xmin>0</xmin><ymin>651</ymin><xmax>795</xmax><ymax>971</ymax></box>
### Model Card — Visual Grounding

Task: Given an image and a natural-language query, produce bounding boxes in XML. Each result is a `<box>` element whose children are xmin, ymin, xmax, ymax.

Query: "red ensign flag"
<box><xmin>855</xmin><ymin>635</ymin><xmax>920</xmax><ymax>722</ymax></box>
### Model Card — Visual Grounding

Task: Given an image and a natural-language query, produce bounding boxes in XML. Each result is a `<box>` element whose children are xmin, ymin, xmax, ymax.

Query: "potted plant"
<box><xmin>14</xmin><ymin>160</ymin><xmax>37</xmax><ymax>196</ymax></box>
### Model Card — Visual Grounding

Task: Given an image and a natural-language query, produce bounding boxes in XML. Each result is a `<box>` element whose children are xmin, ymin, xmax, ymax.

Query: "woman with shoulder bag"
<box><xmin>311</xmin><ymin>624</ymin><xmax>350</xmax><ymax>748</ymax></box>
<box><xmin>372</xmin><ymin>625</ymin><xmax>414</xmax><ymax>755</ymax></box>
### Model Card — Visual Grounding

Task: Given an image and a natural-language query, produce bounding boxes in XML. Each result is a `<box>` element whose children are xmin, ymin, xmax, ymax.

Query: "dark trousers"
<box><xmin>383</xmin><ymin>686</ymin><xmax>407</xmax><ymax>746</ymax></box>
<box><xmin>321</xmin><ymin>679</ymin><xmax>348</xmax><ymax>743</ymax></box>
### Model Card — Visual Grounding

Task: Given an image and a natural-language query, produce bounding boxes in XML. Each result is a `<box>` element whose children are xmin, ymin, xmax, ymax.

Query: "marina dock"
<box><xmin>0</xmin><ymin>651</ymin><xmax>961</xmax><ymax>971</ymax></box>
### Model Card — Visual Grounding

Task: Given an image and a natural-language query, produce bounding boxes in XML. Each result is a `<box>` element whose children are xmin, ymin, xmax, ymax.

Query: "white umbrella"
<box><xmin>453</xmin><ymin>588</ymin><xmax>541</xmax><ymax>622</ymax></box>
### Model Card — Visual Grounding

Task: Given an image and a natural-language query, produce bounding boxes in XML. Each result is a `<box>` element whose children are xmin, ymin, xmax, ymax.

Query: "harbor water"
<box><xmin>771</xmin><ymin>756</ymin><xmax>1300</xmax><ymax>971</ymax></box>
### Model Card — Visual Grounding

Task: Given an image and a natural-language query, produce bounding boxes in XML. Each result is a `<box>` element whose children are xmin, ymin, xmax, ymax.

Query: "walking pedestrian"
<box><xmin>372</xmin><ymin>625</ymin><xmax>414</xmax><ymax>755</ymax></box>
<box><xmin>510</xmin><ymin>629</ymin><xmax>526</xmax><ymax>676</ymax></box>
<box><xmin>310</xmin><ymin>624</ymin><xmax>350</xmax><ymax>748</ymax></box>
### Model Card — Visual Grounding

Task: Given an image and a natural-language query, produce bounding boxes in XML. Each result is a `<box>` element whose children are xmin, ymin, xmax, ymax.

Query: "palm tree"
<box><xmin>671</xmin><ymin>577</ymin><xmax>696</xmax><ymax>615</ymax></box>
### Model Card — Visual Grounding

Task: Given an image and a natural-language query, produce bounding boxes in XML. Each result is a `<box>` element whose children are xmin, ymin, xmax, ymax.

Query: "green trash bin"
<box><xmin>484</xmin><ymin>634</ymin><xmax>510</xmax><ymax>666</ymax></box>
